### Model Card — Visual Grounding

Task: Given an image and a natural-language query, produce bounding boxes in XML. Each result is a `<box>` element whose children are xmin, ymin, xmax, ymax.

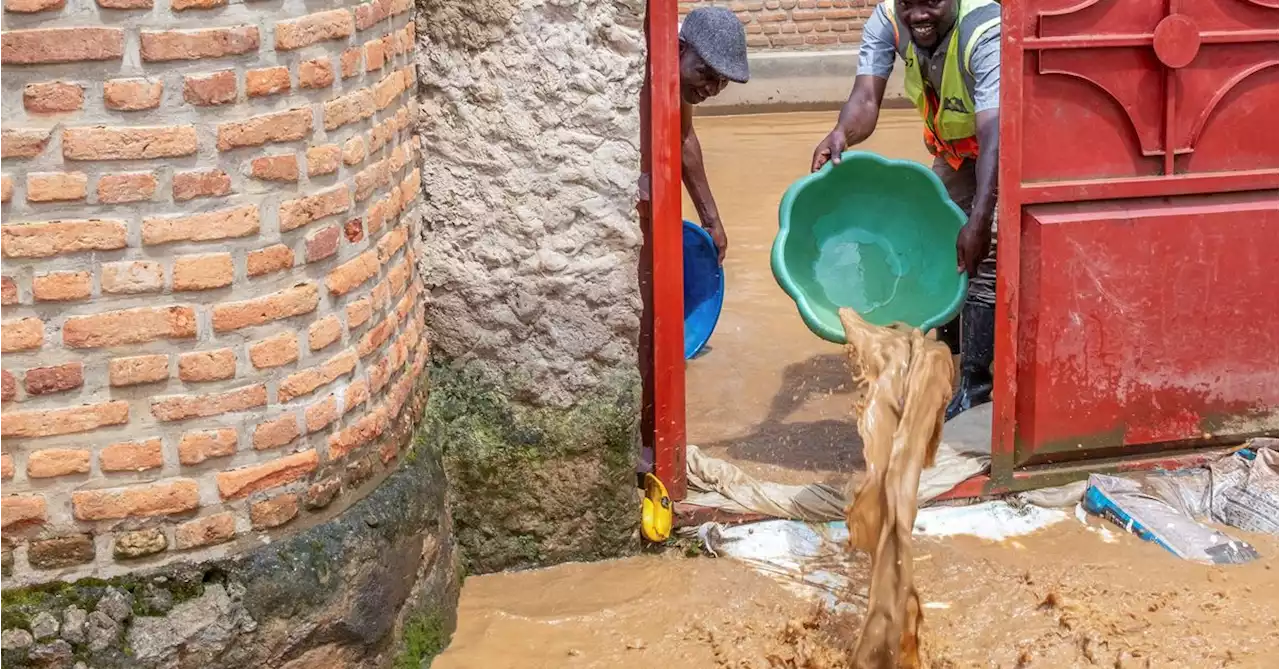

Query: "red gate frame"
<box><xmin>644</xmin><ymin>0</ymin><xmax>688</xmax><ymax>501</ymax></box>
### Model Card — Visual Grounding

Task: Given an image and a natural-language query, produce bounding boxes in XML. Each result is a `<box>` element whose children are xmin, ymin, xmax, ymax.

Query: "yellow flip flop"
<box><xmin>641</xmin><ymin>473</ymin><xmax>673</xmax><ymax>542</ymax></box>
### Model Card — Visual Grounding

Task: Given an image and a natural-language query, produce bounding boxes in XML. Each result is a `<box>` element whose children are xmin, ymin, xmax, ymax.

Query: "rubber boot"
<box><xmin>936</xmin><ymin>314</ymin><xmax>961</xmax><ymax>356</ymax></box>
<box><xmin>944</xmin><ymin>302</ymin><xmax>994</xmax><ymax>421</ymax></box>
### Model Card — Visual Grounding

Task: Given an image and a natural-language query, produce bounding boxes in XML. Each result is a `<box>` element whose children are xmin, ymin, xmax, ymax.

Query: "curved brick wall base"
<box><xmin>1</xmin><ymin>383</ymin><xmax>459</xmax><ymax>669</ymax></box>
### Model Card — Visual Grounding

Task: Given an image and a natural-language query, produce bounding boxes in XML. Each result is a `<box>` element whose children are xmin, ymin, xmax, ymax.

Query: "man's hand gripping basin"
<box><xmin>772</xmin><ymin>150</ymin><xmax>969</xmax><ymax>343</ymax></box>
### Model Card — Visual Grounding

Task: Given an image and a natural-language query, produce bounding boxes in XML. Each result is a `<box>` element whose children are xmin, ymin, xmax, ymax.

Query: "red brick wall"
<box><xmin>0</xmin><ymin>0</ymin><xmax>426</xmax><ymax>581</ymax></box>
<box><xmin>679</xmin><ymin>0</ymin><xmax>877</xmax><ymax>50</ymax></box>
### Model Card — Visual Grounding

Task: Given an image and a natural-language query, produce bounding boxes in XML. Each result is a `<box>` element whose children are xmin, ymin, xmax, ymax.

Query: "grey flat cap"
<box><xmin>680</xmin><ymin>7</ymin><xmax>750</xmax><ymax>84</ymax></box>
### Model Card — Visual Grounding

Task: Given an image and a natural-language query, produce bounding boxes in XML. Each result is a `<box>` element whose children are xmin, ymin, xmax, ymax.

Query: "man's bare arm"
<box><xmin>955</xmin><ymin>108</ymin><xmax>999</xmax><ymax>275</ymax></box>
<box><xmin>681</xmin><ymin>101</ymin><xmax>728</xmax><ymax>260</ymax></box>
<box><xmin>812</xmin><ymin>75</ymin><xmax>888</xmax><ymax>171</ymax></box>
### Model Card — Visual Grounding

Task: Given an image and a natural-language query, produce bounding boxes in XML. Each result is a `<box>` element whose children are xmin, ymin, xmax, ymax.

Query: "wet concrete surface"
<box><xmin>681</xmin><ymin>110</ymin><xmax>934</xmax><ymax>487</ymax></box>
<box><xmin>435</xmin><ymin>523</ymin><xmax>1279</xmax><ymax>668</ymax></box>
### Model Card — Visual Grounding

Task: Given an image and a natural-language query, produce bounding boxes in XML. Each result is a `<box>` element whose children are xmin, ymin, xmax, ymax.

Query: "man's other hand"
<box><xmin>955</xmin><ymin>220</ymin><xmax>991</xmax><ymax>277</ymax></box>
<box><xmin>705</xmin><ymin>221</ymin><xmax>727</xmax><ymax>263</ymax></box>
<box><xmin>811</xmin><ymin>129</ymin><xmax>848</xmax><ymax>172</ymax></box>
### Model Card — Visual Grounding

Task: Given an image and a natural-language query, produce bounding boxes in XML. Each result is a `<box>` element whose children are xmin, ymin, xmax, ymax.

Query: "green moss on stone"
<box><xmin>424</xmin><ymin>361</ymin><xmax>640</xmax><ymax>574</ymax></box>
<box><xmin>1</xmin><ymin>571</ymin><xmax>208</xmax><ymax>632</ymax></box>
<box><xmin>393</xmin><ymin>611</ymin><xmax>450</xmax><ymax>669</ymax></box>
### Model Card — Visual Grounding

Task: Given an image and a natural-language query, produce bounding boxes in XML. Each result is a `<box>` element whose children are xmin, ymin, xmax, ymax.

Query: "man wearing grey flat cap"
<box><xmin>639</xmin><ymin>6</ymin><xmax>750</xmax><ymax>262</ymax></box>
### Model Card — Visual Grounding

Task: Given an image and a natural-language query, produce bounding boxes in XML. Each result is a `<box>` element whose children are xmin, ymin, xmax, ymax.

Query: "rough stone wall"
<box><xmin>679</xmin><ymin>0</ymin><xmax>875</xmax><ymax>50</ymax></box>
<box><xmin>415</xmin><ymin>0</ymin><xmax>645</xmax><ymax>573</ymax></box>
<box><xmin>0</xmin><ymin>0</ymin><xmax>427</xmax><ymax>586</ymax></box>
<box><xmin>417</xmin><ymin>0</ymin><xmax>646</xmax><ymax>410</ymax></box>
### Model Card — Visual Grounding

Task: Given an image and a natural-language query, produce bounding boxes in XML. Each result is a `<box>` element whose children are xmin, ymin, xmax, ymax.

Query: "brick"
<box><xmin>72</xmin><ymin>479</ymin><xmax>200</xmax><ymax>520</ymax></box>
<box><xmin>64</xmin><ymin>306</ymin><xmax>195</xmax><ymax>348</ymax></box>
<box><xmin>364</xmin><ymin>38</ymin><xmax>385</xmax><ymax>71</ymax></box>
<box><xmin>308</xmin><ymin>315</ymin><xmax>342</xmax><ymax>351</ymax></box>
<box><xmin>300</xmin><ymin>59</ymin><xmax>335</xmax><ymax>89</ymax></box>
<box><xmin>109</xmin><ymin>354</ymin><xmax>169</xmax><ymax>386</ymax></box>
<box><xmin>248</xmin><ymin>331</ymin><xmax>298</xmax><ymax>369</ymax></box>
<box><xmin>178</xmin><ymin>348</ymin><xmax>236</xmax><ymax>382</ymax></box>
<box><xmin>103</xmin><ymin>79</ymin><xmax>163</xmax><ymax>111</ymax></box>
<box><xmin>2</xmin><ymin>371</ymin><xmax>16</xmax><ymax>403</ymax></box>
<box><xmin>344</xmin><ymin>218</ymin><xmax>365</xmax><ymax>243</ymax></box>
<box><xmin>173</xmin><ymin>252</ymin><xmax>234</xmax><ymax>291</ymax></box>
<box><xmin>26</xmin><ymin>172</ymin><xmax>87</xmax><ymax>203</ymax></box>
<box><xmin>100</xmin><ymin>438</ymin><xmax>163</xmax><ymax>472</ymax></box>
<box><xmin>184</xmin><ymin>70</ymin><xmax>237</xmax><ymax>106</ymax></box>
<box><xmin>114</xmin><ymin>528</ymin><xmax>168</xmax><ymax>559</ymax></box>
<box><xmin>247</xmin><ymin>244</ymin><xmax>294</xmax><ymax>277</ymax></box>
<box><xmin>218</xmin><ymin>449</ymin><xmax>317</xmax><ymax>499</ymax></box>
<box><xmin>329</xmin><ymin>405</ymin><xmax>386</xmax><ymax>459</ymax></box>
<box><xmin>0</xmin><ymin>276</ymin><xmax>14</xmax><ymax>305</ymax></box>
<box><xmin>373</xmin><ymin>70</ymin><xmax>406</xmax><ymax>110</ymax></box>
<box><xmin>342</xmin><ymin>136</ymin><xmax>366</xmax><ymax>166</ymax></box>
<box><xmin>101</xmin><ymin>260</ymin><xmax>163</xmax><ymax>294</ymax></box>
<box><xmin>805</xmin><ymin>33</ymin><xmax>839</xmax><ymax>45</ymax></box>
<box><xmin>366</xmin><ymin>199</ymin><xmax>388</xmax><ymax>236</ymax></box>
<box><xmin>1</xmin><ymin>495</ymin><xmax>46</xmax><ymax>529</ymax></box>
<box><xmin>1</xmin><ymin>128</ymin><xmax>52</xmax><ymax>158</ymax></box>
<box><xmin>279</xmin><ymin>186</ymin><xmax>350</xmax><ymax>232</ymax></box>
<box><xmin>178</xmin><ymin>428</ymin><xmax>237</xmax><ymax>465</ymax></box>
<box><xmin>2</xmin><ymin>402</ymin><xmax>129</xmax><ymax>439</ymax></box>
<box><xmin>172</xmin><ymin>169</ymin><xmax>231</xmax><ymax>201</ymax></box>
<box><xmin>324</xmin><ymin>250</ymin><xmax>379</xmax><ymax>297</ymax></box>
<box><xmin>275</xmin><ymin>9</ymin><xmax>355</xmax><ymax>50</ymax></box>
<box><xmin>212</xmin><ymin>283</ymin><xmax>319</xmax><ymax>332</ymax></box>
<box><xmin>97</xmin><ymin>172</ymin><xmax>156</xmax><ymax>203</ymax></box>
<box><xmin>306</xmin><ymin>145</ymin><xmax>340</xmax><ymax>176</ymax></box>
<box><xmin>248</xmin><ymin>154</ymin><xmax>298</xmax><ymax>182</ymax></box>
<box><xmin>29</xmin><ymin>535</ymin><xmax>95</xmax><ymax>569</ymax></box>
<box><xmin>344</xmin><ymin>378</ymin><xmax>369</xmax><ymax>412</ymax></box>
<box><xmin>1</xmin><ymin>317</ymin><xmax>43</xmax><ymax>352</ymax></box>
<box><xmin>217</xmin><ymin>107</ymin><xmax>312</xmax><ymax>151</ymax></box>
<box><xmin>323</xmin><ymin>89</ymin><xmax>375</xmax><ymax>131</ymax></box>
<box><xmin>28</xmin><ymin>449</ymin><xmax>91</xmax><ymax>478</ymax></box>
<box><xmin>23</xmin><ymin>82</ymin><xmax>83</xmax><ymax>113</ymax></box>
<box><xmin>171</xmin><ymin>0</ymin><xmax>224</xmax><ymax>9</ymax></box>
<box><xmin>1</xmin><ymin>176</ymin><xmax>10</xmax><ymax>204</ymax></box>
<box><xmin>354</xmin><ymin>0</ymin><xmax>386</xmax><ymax>29</ymax></box>
<box><xmin>278</xmin><ymin>348</ymin><xmax>357</xmax><ymax>402</ymax></box>
<box><xmin>353</xmin><ymin>160</ymin><xmax>387</xmax><ymax>201</ymax></box>
<box><xmin>63</xmin><ymin>126</ymin><xmax>197</xmax><ymax>160</ymax></box>
<box><xmin>24</xmin><ymin>362</ymin><xmax>84</xmax><ymax>395</ymax></box>
<box><xmin>0</xmin><ymin>455</ymin><xmax>12</xmax><ymax>478</ymax></box>
<box><xmin>142</xmin><ymin>205</ymin><xmax>258</xmax><ymax>245</ymax></box>
<box><xmin>305</xmin><ymin>477</ymin><xmax>340</xmax><ymax>509</ymax></box>
<box><xmin>346</xmin><ymin>297</ymin><xmax>372</xmax><ymax>329</ymax></box>
<box><xmin>2</xmin><ymin>219</ymin><xmax>126</xmax><ymax>258</ymax></box>
<box><xmin>251</xmin><ymin>493</ymin><xmax>299</xmax><ymax>529</ymax></box>
<box><xmin>253</xmin><ymin>414</ymin><xmax>299</xmax><ymax>450</ymax></box>
<box><xmin>305</xmin><ymin>395</ymin><xmax>338</xmax><ymax>433</ymax></box>
<box><xmin>305</xmin><ymin>225</ymin><xmax>341</xmax><ymax>263</ymax></box>
<box><xmin>98</xmin><ymin>0</ymin><xmax>152</xmax><ymax>6</ymax></box>
<box><xmin>175</xmin><ymin>513</ymin><xmax>236</xmax><ymax>549</ymax></box>
<box><xmin>140</xmin><ymin>26</ymin><xmax>259</xmax><ymax>61</ymax></box>
<box><xmin>377</xmin><ymin>227</ymin><xmax>408</xmax><ymax>263</ymax></box>
<box><xmin>1</xmin><ymin>28</ymin><xmax>124</xmax><ymax>65</ymax></box>
<box><xmin>32</xmin><ymin>270</ymin><xmax>91</xmax><ymax>301</ymax></box>
<box><xmin>151</xmin><ymin>384</ymin><xmax>267</xmax><ymax>422</ymax></box>
<box><xmin>247</xmin><ymin>66</ymin><xmax>291</xmax><ymax>97</ymax></box>
<box><xmin>4</xmin><ymin>0</ymin><xmax>64</xmax><ymax>12</ymax></box>
<box><xmin>358</xmin><ymin>317</ymin><xmax>393</xmax><ymax>357</ymax></box>
<box><xmin>341</xmin><ymin>48</ymin><xmax>361</xmax><ymax>78</ymax></box>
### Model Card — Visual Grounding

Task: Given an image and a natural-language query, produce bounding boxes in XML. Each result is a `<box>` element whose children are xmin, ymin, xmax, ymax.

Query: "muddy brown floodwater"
<box><xmin>435</xmin><ymin>523</ymin><xmax>1278</xmax><ymax>668</ymax></box>
<box><xmin>682</xmin><ymin>110</ymin><xmax>934</xmax><ymax>488</ymax></box>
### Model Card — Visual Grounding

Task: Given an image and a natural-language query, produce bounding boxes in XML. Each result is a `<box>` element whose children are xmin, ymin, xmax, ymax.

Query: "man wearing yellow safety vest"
<box><xmin>811</xmin><ymin>0</ymin><xmax>1001</xmax><ymax>421</ymax></box>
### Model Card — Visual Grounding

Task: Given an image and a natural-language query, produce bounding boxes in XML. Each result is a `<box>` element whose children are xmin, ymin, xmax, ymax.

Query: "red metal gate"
<box><xmin>991</xmin><ymin>0</ymin><xmax>1280</xmax><ymax>491</ymax></box>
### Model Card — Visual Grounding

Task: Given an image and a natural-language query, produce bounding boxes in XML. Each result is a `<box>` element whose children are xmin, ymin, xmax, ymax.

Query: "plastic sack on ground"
<box><xmin>1208</xmin><ymin>439</ymin><xmax>1278</xmax><ymax>534</ymax></box>
<box><xmin>1082</xmin><ymin>473</ymin><xmax>1260</xmax><ymax>565</ymax></box>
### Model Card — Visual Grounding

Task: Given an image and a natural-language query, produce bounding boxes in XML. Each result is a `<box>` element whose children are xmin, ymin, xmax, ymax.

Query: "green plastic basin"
<box><xmin>772</xmin><ymin>150</ymin><xmax>968</xmax><ymax>343</ymax></box>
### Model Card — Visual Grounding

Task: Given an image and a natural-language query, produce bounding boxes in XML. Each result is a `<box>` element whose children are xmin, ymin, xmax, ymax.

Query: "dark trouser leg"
<box><xmin>932</xmin><ymin>157</ymin><xmax>998</xmax><ymax>420</ymax></box>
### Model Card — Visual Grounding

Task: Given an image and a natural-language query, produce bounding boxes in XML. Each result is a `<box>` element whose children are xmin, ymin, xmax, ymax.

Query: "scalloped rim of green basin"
<box><xmin>772</xmin><ymin>150</ymin><xmax>969</xmax><ymax>344</ymax></box>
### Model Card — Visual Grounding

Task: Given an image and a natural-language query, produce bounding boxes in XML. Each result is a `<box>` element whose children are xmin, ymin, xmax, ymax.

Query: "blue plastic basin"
<box><xmin>683</xmin><ymin>220</ymin><xmax>724</xmax><ymax>359</ymax></box>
